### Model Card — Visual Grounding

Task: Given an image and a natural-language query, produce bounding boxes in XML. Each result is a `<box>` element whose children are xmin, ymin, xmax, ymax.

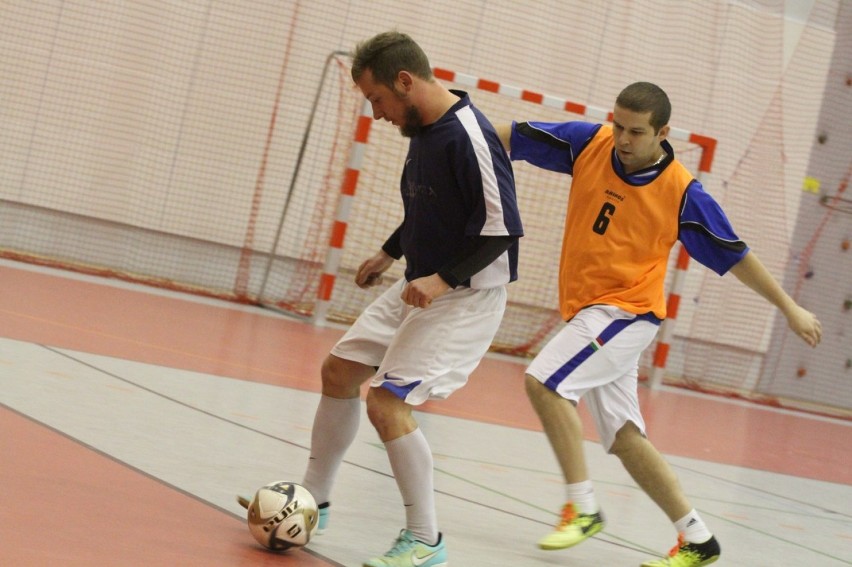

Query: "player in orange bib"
<box><xmin>497</xmin><ymin>82</ymin><xmax>821</xmax><ymax>567</ymax></box>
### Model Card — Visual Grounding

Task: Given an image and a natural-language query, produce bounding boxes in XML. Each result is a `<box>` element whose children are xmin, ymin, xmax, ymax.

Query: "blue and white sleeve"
<box><xmin>678</xmin><ymin>181</ymin><xmax>749</xmax><ymax>275</ymax></box>
<box><xmin>509</xmin><ymin>121</ymin><xmax>601</xmax><ymax>174</ymax></box>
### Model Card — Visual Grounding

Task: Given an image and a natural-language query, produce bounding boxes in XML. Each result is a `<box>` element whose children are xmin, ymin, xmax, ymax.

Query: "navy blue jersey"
<box><xmin>398</xmin><ymin>91</ymin><xmax>523</xmax><ymax>288</ymax></box>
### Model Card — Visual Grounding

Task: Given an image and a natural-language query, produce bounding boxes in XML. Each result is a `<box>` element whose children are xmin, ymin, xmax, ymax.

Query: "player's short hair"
<box><xmin>616</xmin><ymin>82</ymin><xmax>671</xmax><ymax>132</ymax></box>
<box><xmin>351</xmin><ymin>31</ymin><xmax>433</xmax><ymax>88</ymax></box>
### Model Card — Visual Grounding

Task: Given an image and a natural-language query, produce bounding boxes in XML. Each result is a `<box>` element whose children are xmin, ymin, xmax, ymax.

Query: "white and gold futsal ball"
<box><xmin>246</xmin><ymin>481</ymin><xmax>318</xmax><ymax>551</ymax></box>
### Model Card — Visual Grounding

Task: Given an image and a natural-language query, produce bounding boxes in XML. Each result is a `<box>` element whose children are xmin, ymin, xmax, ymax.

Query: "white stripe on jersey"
<box><xmin>455</xmin><ymin>106</ymin><xmax>510</xmax><ymax>236</ymax></box>
<box><xmin>455</xmin><ymin>106</ymin><xmax>513</xmax><ymax>288</ymax></box>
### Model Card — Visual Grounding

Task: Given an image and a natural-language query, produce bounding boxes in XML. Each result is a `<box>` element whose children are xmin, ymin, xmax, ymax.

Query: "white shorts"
<box><xmin>331</xmin><ymin>277</ymin><xmax>507</xmax><ymax>405</ymax></box>
<box><xmin>526</xmin><ymin>305</ymin><xmax>661</xmax><ymax>451</ymax></box>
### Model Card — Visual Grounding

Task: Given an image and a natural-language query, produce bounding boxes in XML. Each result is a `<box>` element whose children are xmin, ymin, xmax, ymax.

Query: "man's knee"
<box><xmin>610</xmin><ymin>421</ymin><xmax>645</xmax><ymax>457</ymax></box>
<box><xmin>321</xmin><ymin>354</ymin><xmax>372</xmax><ymax>397</ymax></box>
<box><xmin>366</xmin><ymin>386</ymin><xmax>414</xmax><ymax>441</ymax></box>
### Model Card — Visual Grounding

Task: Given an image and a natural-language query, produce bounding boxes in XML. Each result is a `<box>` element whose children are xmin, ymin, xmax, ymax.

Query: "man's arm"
<box><xmin>495</xmin><ymin>123</ymin><xmax>513</xmax><ymax>152</ymax></box>
<box><xmin>728</xmin><ymin>251</ymin><xmax>822</xmax><ymax>347</ymax></box>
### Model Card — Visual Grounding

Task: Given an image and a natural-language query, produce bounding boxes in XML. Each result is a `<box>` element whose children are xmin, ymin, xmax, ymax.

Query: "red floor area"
<box><xmin>0</xmin><ymin>406</ymin><xmax>337</xmax><ymax>567</ymax></box>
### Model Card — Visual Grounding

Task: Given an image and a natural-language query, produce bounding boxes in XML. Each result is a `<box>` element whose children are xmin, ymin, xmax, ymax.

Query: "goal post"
<box><xmin>312</xmin><ymin>97</ymin><xmax>373</xmax><ymax>325</ymax></box>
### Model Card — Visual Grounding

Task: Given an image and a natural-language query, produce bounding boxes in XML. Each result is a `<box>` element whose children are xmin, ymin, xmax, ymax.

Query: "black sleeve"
<box><xmin>437</xmin><ymin>235</ymin><xmax>518</xmax><ymax>288</ymax></box>
<box><xmin>381</xmin><ymin>224</ymin><xmax>404</xmax><ymax>260</ymax></box>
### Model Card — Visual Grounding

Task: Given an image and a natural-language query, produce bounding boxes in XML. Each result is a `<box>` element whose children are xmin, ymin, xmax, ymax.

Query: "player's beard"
<box><xmin>399</xmin><ymin>104</ymin><xmax>423</xmax><ymax>138</ymax></box>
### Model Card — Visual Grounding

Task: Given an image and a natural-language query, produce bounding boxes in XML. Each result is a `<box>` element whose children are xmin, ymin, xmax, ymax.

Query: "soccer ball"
<box><xmin>246</xmin><ymin>481</ymin><xmax>319</xmax><ymax>551</ymax></box>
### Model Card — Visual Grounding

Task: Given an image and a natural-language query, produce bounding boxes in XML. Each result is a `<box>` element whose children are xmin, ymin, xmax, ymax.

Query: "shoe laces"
<box><xmin>386</xmin><ymin>530</ymin><xmax>417</xmax><ymax>555</ymax></box>
<box><xmin>557</xmin><ymin>503</ymin><xmax>578</xmax><ymax>528</ymax></box>
<box><xmin>668</xmin><ymin>533</ymin><xmax>686</xmax><ymax>557</ymax></box>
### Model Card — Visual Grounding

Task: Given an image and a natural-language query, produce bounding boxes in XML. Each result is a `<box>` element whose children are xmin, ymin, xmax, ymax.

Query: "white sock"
<box><xmin>565</xmin><ymin>480</ymin><xmax>598</xmax><ymax>515</ymax></box>
<box><xmin>301</xmin><ymin>395</ymin><xmax>361</xmax><ymax>505</ymax></box>
<box><xmin>674</xmin><ymin>509</ymin><xmax>713</xmax><ymax>544</ymax></box>
<box><xmin>386</xmin><ymin>428</ymin><xmax>439</xmax><ymax>545</ymax></box>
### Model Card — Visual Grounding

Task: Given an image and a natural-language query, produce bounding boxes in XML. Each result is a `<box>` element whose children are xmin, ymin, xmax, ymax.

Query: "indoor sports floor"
<box><xmin>1</xmin><ymin>259</ymin><xmax>850</xmax><ymax>566</ymax></box>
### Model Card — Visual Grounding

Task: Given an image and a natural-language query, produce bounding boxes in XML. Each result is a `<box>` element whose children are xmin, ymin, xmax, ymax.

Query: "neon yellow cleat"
<box><xmin>538</xmin><ymin>502</ymin><xmax>604</xmax><ymax>550</ymax></box>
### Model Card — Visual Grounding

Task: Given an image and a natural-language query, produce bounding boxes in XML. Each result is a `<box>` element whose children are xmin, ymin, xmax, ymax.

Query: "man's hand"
<box><xmin>400</xmin><ymin>274</ymin><xmax>451</xmax><ymax>308</ymax></box>
<box><xmin>785</xmin><ymin>304</ymin><xmax>822</xmax><ymax>348</ymax></box>
<box><xmin>355</xmin><ymin>251</ymin><xmax>394</xmax><ymax>289</ymax></box>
